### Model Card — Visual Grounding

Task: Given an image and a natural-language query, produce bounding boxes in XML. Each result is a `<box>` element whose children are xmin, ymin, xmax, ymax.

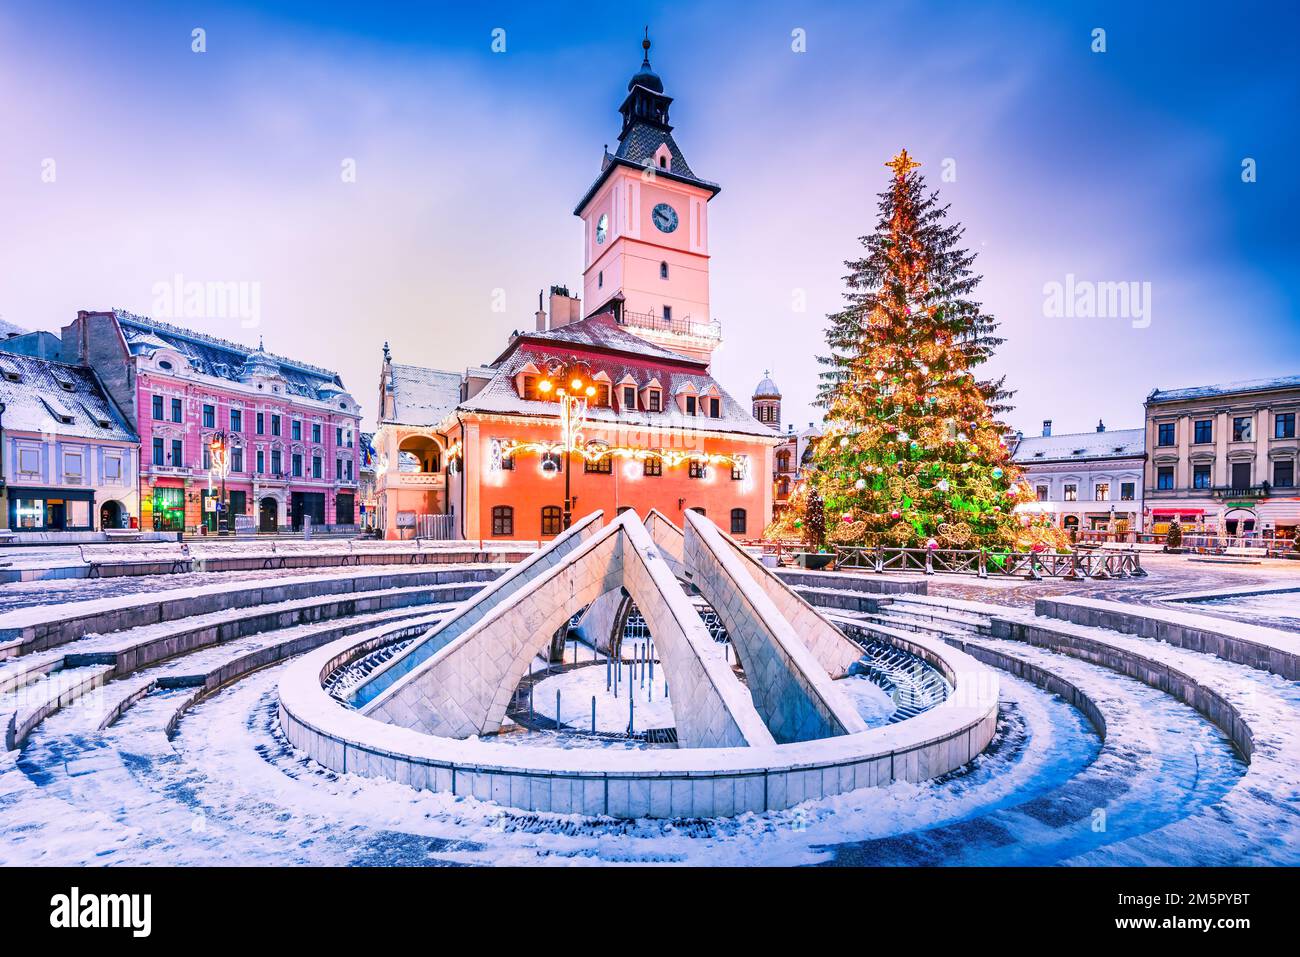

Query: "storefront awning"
<box><xmin>4</xmin><ymin>486</ymin><xmax>96</xmax><ymax>501</ymax></box>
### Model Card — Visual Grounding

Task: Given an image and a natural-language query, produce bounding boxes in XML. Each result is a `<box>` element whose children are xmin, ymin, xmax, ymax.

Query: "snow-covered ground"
<box><xmin>3</xmin><ymin>555</ymin><xmax>1297</xmax><ymax>866</ymax></box>
<box><xmin>2</xmin><ymin>657</ymin><xmax>1112</xmax><ymax>866</ymax></box>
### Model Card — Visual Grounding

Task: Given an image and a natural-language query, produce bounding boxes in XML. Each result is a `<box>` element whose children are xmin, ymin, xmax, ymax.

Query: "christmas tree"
<box><xmin>811</xmin><ymin>149</ymin><xmax>1060</xmax><ymax>551</ymax></box>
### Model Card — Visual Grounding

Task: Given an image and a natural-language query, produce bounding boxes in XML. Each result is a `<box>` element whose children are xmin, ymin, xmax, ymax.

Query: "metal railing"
<box><xmin>616</xmin><ymin>309</ymin><xmax>721</xmax><ymax>341</ymax></box>
<box><xmin>831</xmin><ymin>545</ymin><xmax>1145</xmax><ymax>580</ymax></box>
<box><xmin>1077</xmin><ymin>528</ymin><xmax>1297</xmax><ymax>557</ymax></box>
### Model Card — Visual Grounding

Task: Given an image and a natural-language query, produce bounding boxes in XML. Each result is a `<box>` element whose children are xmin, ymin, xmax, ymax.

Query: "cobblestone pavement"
<box><xmin>923</xmin><ymin>554</ymin><xmax>1300</xmax><ymax>631</ymax></box>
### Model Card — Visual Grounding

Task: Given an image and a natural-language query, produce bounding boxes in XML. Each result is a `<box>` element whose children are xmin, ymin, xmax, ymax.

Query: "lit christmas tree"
<box><xmin>811</xmin><ymin>149</ymin><xmax>1061</xmax><ymax>551</ymax></box>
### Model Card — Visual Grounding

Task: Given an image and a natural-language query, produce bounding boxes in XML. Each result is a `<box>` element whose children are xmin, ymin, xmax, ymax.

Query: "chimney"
<box><xmin>1042</xmin><ymin>419</ymin><xmax>1052</xmax><ymax>437</ymax></box>
<box><xmin>1096</xmin><ymin>419</ymin><xmax>1106</xmax><ymax>433</ymax></box>
<box><xmin>548</xmin><ymin>284</ymin><xmax>581</xmax><ymax>329</ymax></box>
<box><xmin>534</xmin><ymin>290</ymin><xmax>547</xmax><ymax>331</ymax></box>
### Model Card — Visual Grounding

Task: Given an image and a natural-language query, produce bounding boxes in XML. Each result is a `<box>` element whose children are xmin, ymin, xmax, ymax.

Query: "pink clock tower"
<box><xmin>574</xmin><ymin>34</ymin><xmax>722</xmax><ymax>367</ymax></box>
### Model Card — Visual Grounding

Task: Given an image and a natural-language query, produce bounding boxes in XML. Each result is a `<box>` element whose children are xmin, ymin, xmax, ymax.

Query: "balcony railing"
<box><xmin>1210</xmin><ymin>485</ymin><xmax>1272</xmax><ymax>500</ymax></box>
<box><xmin>617</xmin><ymin>309</ymin><xmax>721</xmax><ymax>341</ymax></box>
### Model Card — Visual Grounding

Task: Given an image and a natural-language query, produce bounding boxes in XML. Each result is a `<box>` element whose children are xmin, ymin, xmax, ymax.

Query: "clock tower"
<box><xmin>574</xmin><ymin>34</ymin><xmax>722</xmax><ymax>367</ymax></box>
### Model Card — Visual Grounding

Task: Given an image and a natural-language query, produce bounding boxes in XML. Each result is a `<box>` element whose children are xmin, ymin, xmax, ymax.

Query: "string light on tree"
<box><xmin>805</xmin><ymin>148</ymin><xmax>1066</xmax><ymax>551</ymax></box>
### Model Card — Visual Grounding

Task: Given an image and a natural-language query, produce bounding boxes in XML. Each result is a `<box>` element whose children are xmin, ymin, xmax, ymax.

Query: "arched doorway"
<box><xmin>99</xmin><ymin>500</ymin><xmax>123</xmax><ymax>529</ymax></box>
<box><xmin>259</xmin><ymin>497</ymin><xmax>279</xmax><ymax>533</ymax></box>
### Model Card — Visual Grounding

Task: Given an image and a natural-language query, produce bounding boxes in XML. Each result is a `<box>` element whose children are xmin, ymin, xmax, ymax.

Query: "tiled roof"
<box><xmin>573</xmin><ymin>134</ymin><xmax>720</xmax><ymax>215</ymax></box>
<box><xmin>1011</xmin><ymin>428</ymin><xmax>1145</xmax><ymax>463</ymax></box>
<box><xmin>1148</xmin><ymin>374</ymin><xmax>1300</xmax><ymax>404</ymax></box>
<box><xmin>385</xmin><ymin>363</ymin><xmax>462</xmax><ymax>426</ymax></box>
<box><xmin>0</xmin><ymin>352</ymin><xmax>137</xmax><ymax>442</ymax></box>
<box><xmin>115</xmin><ymin>312</ymin><xmax>351</xmax><ymax>404</ymax></box>
<box><xmin>510</xmin><ymin>313</ymin><xmax>699</xmax><ymax>365</ymax></box>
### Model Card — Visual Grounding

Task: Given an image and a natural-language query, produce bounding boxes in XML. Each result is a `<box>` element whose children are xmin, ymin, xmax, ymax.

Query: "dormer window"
<box><xmin>685</xmin><ymin>395</ymin><xmax>697</xmax><ymax>416</ymax></box>
<box><xmin>158</xmin><ymin>360</ymin><xmax>173</xmax><ymax>371</ymax></box>
<box><xmin>622</xmin><ymin>385</ymin><xmax>637</xmax><ymax>410</ymax></box>
<box><xmin>659</xmin><ymin>155</ymin><xmax>667</xmax><ymax>168</ymax></box>
<box><xmin>648</xmin><ymin>389</ymin><xmax>662</xmax><ymax>412</ymax></box>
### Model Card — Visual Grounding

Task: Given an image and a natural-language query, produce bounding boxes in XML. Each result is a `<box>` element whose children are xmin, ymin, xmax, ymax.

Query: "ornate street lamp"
<box><xmin>539</xmin><ymin>363</ymin><xmax>596</xmax><ymax>530</ymax></box>
<box><xmin>208</xmin><ymin>432</ymin><xmax>231</xmax><ymax>534</ymax></box>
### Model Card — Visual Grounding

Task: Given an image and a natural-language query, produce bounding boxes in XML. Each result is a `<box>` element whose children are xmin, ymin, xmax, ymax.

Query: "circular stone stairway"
<box><xmin>2</xmin><ymin>561</ymin><xmax>1297</xmax><ymax>865</ymax></box>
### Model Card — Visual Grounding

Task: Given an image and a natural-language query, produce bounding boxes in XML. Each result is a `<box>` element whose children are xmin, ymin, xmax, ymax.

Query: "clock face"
<box><xmin>596</xmin><ymin>213</ymin><xmax>608</xmax><ymax>245</ymax></box>
<box><xmin>651</xmin><ymin>203</ymin><xmax>679</xmax><ymax>233</ymax></box>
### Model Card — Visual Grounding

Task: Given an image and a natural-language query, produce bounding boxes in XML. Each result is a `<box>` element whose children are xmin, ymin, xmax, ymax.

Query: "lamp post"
<box><xmin>208</xmin><ymin>432</ymin><xmax>231</xmax><ymax>534</ymax></box>
<box><xmin>539</xmin><ymin>364</ymin><xmax>595</xmax><ymax>530</ymax></box>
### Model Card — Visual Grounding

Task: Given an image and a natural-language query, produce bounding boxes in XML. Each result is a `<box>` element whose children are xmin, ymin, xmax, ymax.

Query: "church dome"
<box><xmin>628</xmin><ymin>35</ymin><xmax>663</xmax><ymax>93</ymax></box>
<box><xmin>753</xmin><ymin>372</ymin><xmax>781</xmax><ymax>398</ymax></box>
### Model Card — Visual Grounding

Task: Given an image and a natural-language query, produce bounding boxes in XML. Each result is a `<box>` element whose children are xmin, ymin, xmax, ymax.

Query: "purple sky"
<box><xmin>1</xmin><ymin>1</ymin><xmax>1295</xmax><ymax>437</ymax></box>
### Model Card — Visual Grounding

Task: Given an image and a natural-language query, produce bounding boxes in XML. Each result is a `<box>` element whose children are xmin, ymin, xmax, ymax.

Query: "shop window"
<box><xmin>14</xmin><ymin>499</ymin><xmax>44</xmax><ymax>529</ymax></box>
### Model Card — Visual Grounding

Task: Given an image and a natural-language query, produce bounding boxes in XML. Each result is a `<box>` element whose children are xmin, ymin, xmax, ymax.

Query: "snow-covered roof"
<box><xmin>116</xmin><ymin>312</ymin><xmax>352</xmax><ymax>404</ymax></box>
<box><xmin>753</xmin><ymin>372</ymin><xmax>780</xmax><ymax>398</ymax></box>
<box><xmin>1148</xmin><ymin>374</ymin><xmax>1300</xmax><ymax>404</ymax></box>
<box><xmin>456</xmin><ymin>316</ymin><xmax>774</xmax><ymax>440</ymax></box>
<box><xmin>1011</xmin><ymin>428</ymin><xmax>1144</xmax><ymax>463</ymax></box>
<box><xmin>0</xmin><ymin>352</ymin><xmax>137</xmax><ymax>442</ymax></box>
<box><xmin>504</xmin><ymin>312</ymin><xmax>697</xmax><ymax>365</ymax></box>
<box><xmin>384</xmin><ymin>363</ymin><xmax>463</xmax><ymax>426</ymax></box>
<box><xmin>0</xmin><ymin>317</ymin><xmax>29</xmax><ymax>339</ymax></box>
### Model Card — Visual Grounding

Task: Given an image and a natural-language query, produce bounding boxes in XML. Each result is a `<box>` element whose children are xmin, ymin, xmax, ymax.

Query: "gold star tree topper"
<box><xmin>885</xmin><ymin>149</ymin><xmax>921</xmax><ymax>177</ymax></box>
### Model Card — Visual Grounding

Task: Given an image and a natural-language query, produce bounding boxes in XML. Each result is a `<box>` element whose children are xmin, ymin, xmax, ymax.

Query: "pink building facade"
<box><xmin>63</xmin><ymin>310</ymin><xmax>362</xmax><ymax>534</ymax></box>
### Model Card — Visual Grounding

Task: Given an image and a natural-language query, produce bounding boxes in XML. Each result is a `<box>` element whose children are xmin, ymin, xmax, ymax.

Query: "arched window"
<box><xmin>541</xmin><ymin>506</ymin><xmax>563</xmax><ymax>536</ymax></box>
<box><xmin>491</xmin><ymin>506</ymin><xmax>514</xmax><ymax>536</ymax></box>
<box><xmin>777</xmin><ymin>450</ymin><xmax>791</xmax><ymax>472</ymax></box>
<box><xmin>658</xmin><ymin>154</ymin><xmax>667</xmax><ymax>169</ymax></box>
<box><xmin>659</xmin><ymin>261</ymin><xmax>669</xmax><ymax>279</ymax></box>
<box><xmin>730</xmin><ymin>508</ymin><xmax>747</xmax><ymax>535</ymax></box>
<box><xmin>690</xmin><ymin>506</ymin><xmax>706</xmax><ymax>517</ymax></box>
